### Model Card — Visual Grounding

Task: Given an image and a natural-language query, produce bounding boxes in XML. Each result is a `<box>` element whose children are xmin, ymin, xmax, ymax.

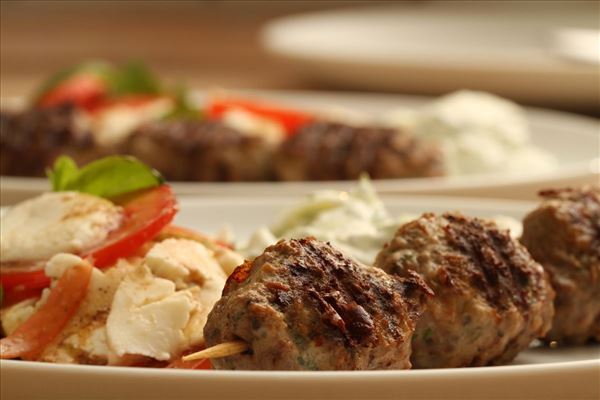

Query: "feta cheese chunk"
<box><xmin>0</xmin><ymin>192</ymin><xmax>123</xmax><ymax>262</ymax></box>
<box><xmin>146</xmin><ymin>239</ymin><xmax>227</xmax><ymax>346</ymax></box>
<box><xmin>146</xmin><ymin>238</ymin><xmax>227</xmax><ymax>288</ymax></box>
<box><xmin>45</xmin><ymin>253</ymin><xmax>86</xmax><ymax>279</ymax></box>
<box><xmin>0</xmin><ymin>298</ymin><xmax>37</xmax><ymax>336</ymax></box>
<box><xmin>90</xmin><ymin>97</ymin><xmax>174</xmax><ymax>146</ymax></box>
<box><xmin>106</xmin><ymin>264</ymin><xmax>194</xmax><ymax>361</ymax></box>
<box><xmin>221</xmin><ymin>108</ymin><xmax>284</xmax><ymax>144</ymax></box>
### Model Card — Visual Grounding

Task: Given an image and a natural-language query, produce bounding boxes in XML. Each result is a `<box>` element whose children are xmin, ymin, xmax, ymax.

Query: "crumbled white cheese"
<box><xmin>221</xmin><ymin>108</ymin><xmax>284</xmax><ymax>144</ymax></box>
<box><xmin>90</xmin><ymin>97</ymin><xmax>174</xmax><ymax>146</ymax></box>
<box><xmin>146</xmin><ymin>239</ymin><xmax>227</xmax><ymax>288</ymax></box>
<box><xmin>0</xmin><ymin>298</ymin><xmax>37</xmax><ymax>335</ymax></box>
<box><xmin>145</xmin><ymin>239</ymin><xmax>227</xmax><ymax>346</ymax></box>
<box><xmin>39</xmin><ymin>257</ymin><xmax>135</xmax><ymax>364</ymax></box>
<box><xmin>45</xmin><ymin>253</ymin><xmax>86</xmax><ymax>278</ymax></box>
<box><xmin>106</xmin><ymin>263</ymin><xmax>194</xmax><ymax>361</ymax></box>
<box><xmin>213</xmin><ymin>247</ymin><xmax>244</xmax><ymax>276</ymax></box>
<box><xmin>3</xmin><ymin>239</ymin><xmax>228</xmax><ymax>364</ymax></box>
<box><xmin>0</xmin><ymin>192</ymin><xmax>123</xmax><ymax>262</ymax></box>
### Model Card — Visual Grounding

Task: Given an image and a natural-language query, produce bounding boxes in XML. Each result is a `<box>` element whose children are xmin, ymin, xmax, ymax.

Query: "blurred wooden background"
<box><xmin>1</xmin><ymin>1</ymin><xmax>598</xmax><ymax>115</ymax></box>
<box><xmin>1</xmin><ymin>1</ymin><xmax>377</xmax><ymax>94</ymax></box>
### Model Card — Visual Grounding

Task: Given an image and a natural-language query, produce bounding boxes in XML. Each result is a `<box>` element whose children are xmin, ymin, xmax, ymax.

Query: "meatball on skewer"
<box><xmin>197</xmin><ymin>238</ymin><xmax>432</xmax><ymax>370</ymax></box>
<box><xmin>273</xmin><ymin>121</ymin><xmax>445</xmax><ymax>181</ymax></box>
<box><xmin>521</xmin><ymin>186</ymin><xmax>600</xmax><ymax>344</ymax></box>
<box><xmin>375</xmin><ymin>212</ymin><xmax>555</xmax><ymax>368</ymax></box>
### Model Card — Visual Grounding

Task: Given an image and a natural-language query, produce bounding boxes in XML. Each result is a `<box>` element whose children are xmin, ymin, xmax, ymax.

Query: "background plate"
<box><xmin>1</xmin><ymin>90</ymin><xmax>598</xmax><ymax>206</ymax></box>
<box><xmin>1</xmin><ymin>194</ymin><xmax>599</xmax><ymax>400</ymax></box>
<box><xmin>262</xmin><ymin>2</ymin><xmax>600</xmax><ymax>111</ymax></box>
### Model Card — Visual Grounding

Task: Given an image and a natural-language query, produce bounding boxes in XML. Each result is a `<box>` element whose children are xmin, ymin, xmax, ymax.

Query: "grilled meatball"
<box><xmin>375</xmin><ymin>213</ymin><xmax>554</xmax><ymax>368</ymax></box>
<box><xmin>204</xmin><ymin>237</ymin><xmax>431</xmax><ymax>370</ymax></box>
<box><xmin>0</xmin><ymin>104</ymin><xmax>98</xmax><ymax>176</ymax></box>
<box><xmin>273</xmin><ymin>121</ymin><xmax>445</xmax><ymax>181</ymax></box>
<box><xmin>123</xmin><ymin>120</ymin><xmax>273</xmax><ymax>181</ymax></box>
<box><xmin>521</xmin><ymin>187</ymin><xmax>600</xmax><ymax>344</ymax></box>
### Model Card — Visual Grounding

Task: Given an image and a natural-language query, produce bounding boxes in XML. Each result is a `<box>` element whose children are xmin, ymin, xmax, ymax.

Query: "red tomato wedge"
<box><xmin>0</xmin><ymin>185</ymin><xmax>178</xmax><ymax>296</ymax></box>
<box><xmin>0</xmin><ymin>264</ymin><xmax>50</xmax><ymax>293</ymax></box>
<box><xmin>0</xmin><ymin>261</ymin><xmax>93</xmax><ymax>360</ymax></box>
<box><xmin>207</xmin><ymin>98</ymin><xmax>313</xmax><ymax>136</ymax></box>
<box><xmin>2</xmin><ymin>283</ymin><xmax>46</xmax><ymax>307</ymax></box>
<box><xmin>86</xmin><ymin>184</ymin><xmax>178</xmax><ymax>268</ymax></box>
<box><xmin>37</xmin><ymin>74</ymin><xmax>107</xmax><ymax>110</ymax></box>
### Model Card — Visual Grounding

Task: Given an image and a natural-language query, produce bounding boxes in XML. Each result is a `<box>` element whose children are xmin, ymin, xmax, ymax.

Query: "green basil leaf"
<box><xmin>47</xmin><ymin>156</ymin><xmax>164</xmax><ymax>199</ymax></box>
<box><xmin>47</xmin><ymin>155</ymin><xmax>79</xmax><ymax>191</ymax></box>
<box><xmin>108</xmin><ymin>61</ymin><xmax>161</xmax><ymax>96</ymax></box>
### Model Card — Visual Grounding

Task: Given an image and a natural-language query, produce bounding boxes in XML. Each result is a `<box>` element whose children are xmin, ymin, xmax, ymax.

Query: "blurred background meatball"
<box><xmin>273</xmin><ymin>121</ymin><xmax>445</xmax><ymax>181</ymax></box>
<box><xmin>0</xmin><ymin>104</ymin><xmax>101</xmax><ymax>176</ymax></box>
<box><xmin>123</xmin><ymin>119</ymin><xmax>274</xmax><ymax>181</ymax></box>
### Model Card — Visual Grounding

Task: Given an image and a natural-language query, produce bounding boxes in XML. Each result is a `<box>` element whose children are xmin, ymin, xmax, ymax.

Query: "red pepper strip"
<box><xmin>37</xmin><ymin>74</ymin><xmax>107</xmax><ymax>110</ymax></box>
<box><xmin>0</xmin><ymin>261</ymin><xmax>93</xmax><ymax>360</ymax></box>
<box><xmin>207</xmin><ymin>98</ymin><xmax>313</xmax><ymax>136</ymax></box>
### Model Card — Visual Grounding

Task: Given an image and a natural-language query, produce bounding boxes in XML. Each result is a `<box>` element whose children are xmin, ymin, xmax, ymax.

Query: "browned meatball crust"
<box><xmin>273</xmin><ymin>122</ymin><xmax>444</xmax><ymax>181</ymax></box>
<box><xmin>521</xmin><ymin>186</ymin><xmax>600</xmax><ymax>344</ymax></box>
<box><xmin>204</xmin><ymin>238</ymin><xmax>431</xmax><ymax>370</ymax></box>
<box><xmin>123</xmin><ymin>120</ymin><xmax>273</xmax><ymax>181</ymax></box>
<box><xmin>375</xmin><ymin>213</ymin><xmax>554</xmax><ymax>368</ymax></box>
<box><xmin>0</xmin><ymin>104</ymin><xmax>97</xmax><ymax>176</ymax></box>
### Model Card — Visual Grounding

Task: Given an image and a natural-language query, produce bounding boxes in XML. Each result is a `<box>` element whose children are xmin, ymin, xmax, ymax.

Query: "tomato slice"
<box><xmin>0</xmin><ymin>261</ymin><xmax>92</xmax><ymax>360</ymax></box>
<box><xmin>207</xmin><ymin>98</ymin><xmax>313</xmax><ymax>136</ymax></box>
<box><xmin>0</xmin><ymin>264</ymin><xmax>50</xmax><ymax>292</ymax></box>
<box><xmin>37</xmin><ymin>73</ymin><xmax>107</xmax><ymax>110</ymax></box>
<box><xmin>0</xmin><ymin>185</ymin><xmax>178</xmax><ymax>295</ymax></box>
<box><xmin>86</xmin><ymin>184</ymin><xmax>178</xmax><ymax>268</ymax></box>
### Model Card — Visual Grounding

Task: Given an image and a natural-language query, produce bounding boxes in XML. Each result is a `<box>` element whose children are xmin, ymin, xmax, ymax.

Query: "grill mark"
<box><xmin>443</xmin><ymin>213</ymin><xmax>535</xmax><ymax>311</ymax></box>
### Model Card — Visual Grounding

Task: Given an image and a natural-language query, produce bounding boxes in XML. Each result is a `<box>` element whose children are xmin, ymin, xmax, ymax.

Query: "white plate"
<box><xmin>261</xmin><ymin>2</ymin><xmax>600</xmax><ymax>109</ymax></box>
<box><xmin>1</xmin><ymin>90</ymin><xmax>598</xmax><ymax>206</ymax></box>
<box><xmin>1</xmin><ymin>195</ymin><xmax>599</xmax><ymax>400</ymax></box>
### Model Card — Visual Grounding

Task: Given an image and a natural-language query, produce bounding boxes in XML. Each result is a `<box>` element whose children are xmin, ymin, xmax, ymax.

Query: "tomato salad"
<box><xmin>0</xmin><ymin>156</ymin><xmax>243</xmax><ymax>368</ymax></box>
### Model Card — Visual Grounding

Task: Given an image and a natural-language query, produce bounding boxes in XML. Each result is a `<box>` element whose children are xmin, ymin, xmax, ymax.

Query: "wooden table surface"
<box><xmin>1</xmin><ymin>2</ymin><xmax>342</xmax><ymax>96</ymax></box>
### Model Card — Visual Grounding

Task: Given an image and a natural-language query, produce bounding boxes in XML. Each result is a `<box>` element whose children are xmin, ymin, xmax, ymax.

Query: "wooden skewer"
<box><xmin>182</xmin><ymin>340</ymin><xmax>249</xmax><ymax>361</ymax></box>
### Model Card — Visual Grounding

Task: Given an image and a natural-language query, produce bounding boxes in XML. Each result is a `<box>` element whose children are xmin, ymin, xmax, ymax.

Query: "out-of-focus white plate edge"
<box><xmin>1</xmin><ymin>195</ymin><xmax>599</xmax><ymax>400</ymax></box>
<box><xmin>261</xmin><ymin>10</ymin><xmax>600</xmax><ymax>72</ymax></box>
<box><xmin>260</xmin><ymin>6</ymin><xmax>600</xmax><ymax>107</ymax></box>
<box><xmin>1</xmin><ymin>90</ymin><xmax>598</xmax><ymax>205</ymax></box>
